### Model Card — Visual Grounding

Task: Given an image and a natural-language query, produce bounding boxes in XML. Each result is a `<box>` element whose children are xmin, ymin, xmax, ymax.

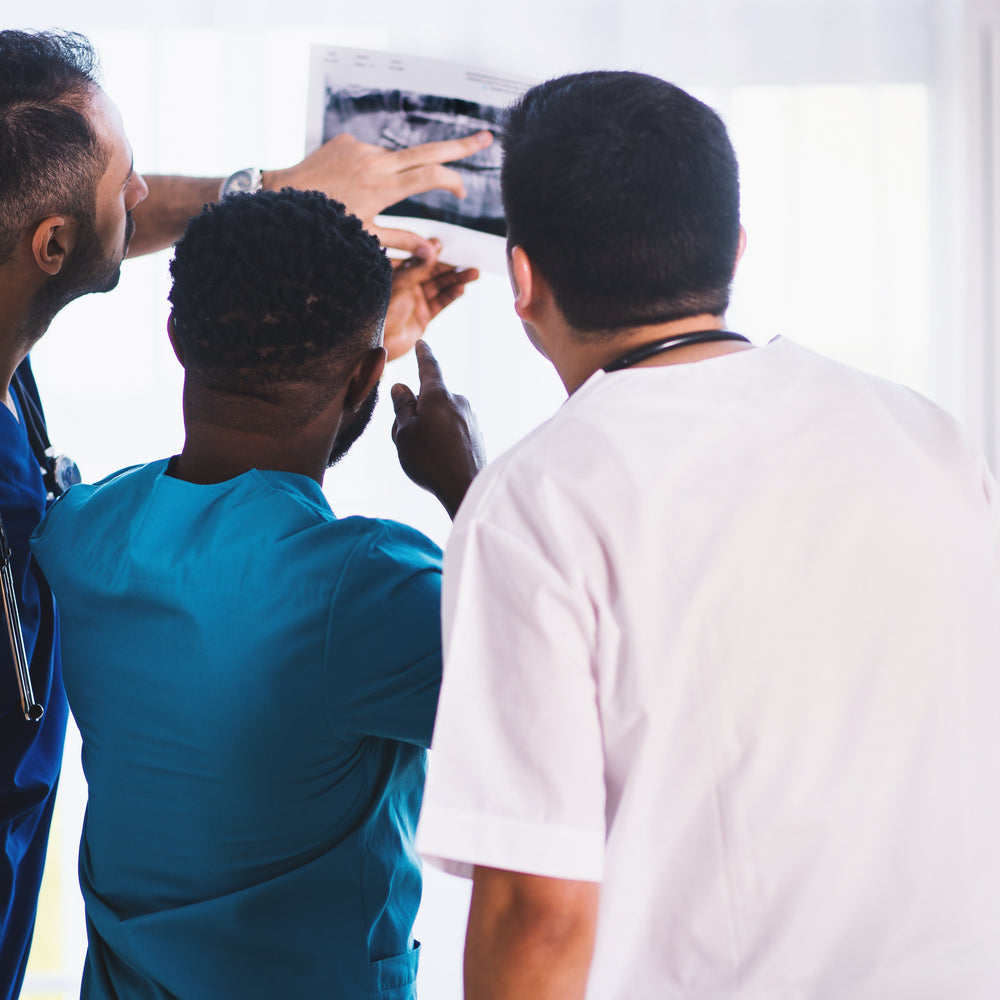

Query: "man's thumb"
<box><xmin>390</xmin><ymin>383</ymin><xmax>417</xmax><ymax>432</ymax></box>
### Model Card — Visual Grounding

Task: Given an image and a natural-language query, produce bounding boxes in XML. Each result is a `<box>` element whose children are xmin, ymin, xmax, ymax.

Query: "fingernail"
<box><xmin>476</xmin><ymin>130</ymin><xmax>493</xmax><ymax>145</ymax></box>
<box><xmin>415</xmin><ymin>244</ymin><xmax>433</xmax><ymax>260</ymax></box>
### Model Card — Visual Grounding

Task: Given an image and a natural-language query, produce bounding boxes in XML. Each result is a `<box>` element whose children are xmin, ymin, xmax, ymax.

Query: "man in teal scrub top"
<box><xmin>0</xmin><ymin>28</ymin><xmax>489</xmax><ymax>996</ymax></box>
<box><xmin>31</xmin><ymin>188</ymin><xmax>484</xmax><ymax>1000</ymax></box>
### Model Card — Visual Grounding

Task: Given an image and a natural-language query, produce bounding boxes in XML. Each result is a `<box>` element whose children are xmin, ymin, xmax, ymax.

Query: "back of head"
<box><xmin>501</xmin><ymin>71</ymin><xmax>741</xmax><ymax>333</ymax></box>
<box><xmin>0</xmin><ymin>30</ymin><xmax>105</xmax><ymax>265</ymax></box>
<box><xmin>168</xmin><ymin>188</ymin><xmax>392</xmax><ymax>417</ymax></box>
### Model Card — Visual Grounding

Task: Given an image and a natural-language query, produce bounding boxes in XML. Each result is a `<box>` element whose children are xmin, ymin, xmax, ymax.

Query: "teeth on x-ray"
<box><xmin>324</xmin><ymin>86</ymin><xmax>506</xmax><ymax>237</ymax></box>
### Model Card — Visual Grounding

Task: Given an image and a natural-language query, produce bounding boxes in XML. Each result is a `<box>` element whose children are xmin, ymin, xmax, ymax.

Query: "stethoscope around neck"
<box><xmin>0</xmin><ymin>368</ymin><xmax>80</xmax><ymax>723</ymax></box>
<box><xmin>14</xmin><ymin>368</ymin><xmax>81</xmax><ymax>499</ymax></box>
<box><xmin>602</xmin><ymin>329</ymin><xmax>751</xmax><ymax>373</ymax></box>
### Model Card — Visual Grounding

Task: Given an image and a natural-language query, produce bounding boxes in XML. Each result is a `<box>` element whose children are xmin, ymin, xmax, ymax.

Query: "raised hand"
<box><xmin>268</xmin><ymin>131</ymin><xmax>495</xmax><ymax>254</ymax></box>
<box><xmin>390</xmin><ymin>341</ymin><xmax>486</xmax><ymax>519</ymax></box>
<box><xmin>129</xmin><ymin>131</ymin><xmax>495</xmax><ymax>259</ymax></box>
<box><xmin>384</xmin><ymin>240</ymin><xmax>479</xmax><ymax>362</ymax></box>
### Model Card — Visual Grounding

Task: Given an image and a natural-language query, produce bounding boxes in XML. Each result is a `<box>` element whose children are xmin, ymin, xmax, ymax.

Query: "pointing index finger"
<box><xmin>389</xmin><ymin>131</ymin><xmax>494</xmax><ymax>171</ymax></box>
<box><xmin>415</xmin><ymin>340</ymin><xmax>446</xmax><ymax>392</ymax></box>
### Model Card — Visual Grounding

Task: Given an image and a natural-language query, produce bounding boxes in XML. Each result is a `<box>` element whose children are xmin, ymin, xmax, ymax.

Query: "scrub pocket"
<box><xmin>370</xmin><ymin>940</ymin><xmax>420</xmax><ymax>999</ymax></box>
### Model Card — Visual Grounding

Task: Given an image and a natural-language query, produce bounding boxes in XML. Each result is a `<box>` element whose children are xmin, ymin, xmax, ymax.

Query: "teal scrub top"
<box><xmin>31</xmin><ymin>460</ymin><xmax>443</xmax><ymax>1000</ymax></box>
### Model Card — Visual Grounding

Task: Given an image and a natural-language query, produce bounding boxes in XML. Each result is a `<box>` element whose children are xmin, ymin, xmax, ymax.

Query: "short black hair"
<box><xmin>0</xmin><ymin>30</ymin><xmax>106</xmax><ymax>265</ymax></box>
<box><xmin>501</xmin><ymin>71</ymin><xmax>741</xmax><ymax>333</ymax></box>
<box><xmin>168</xmin><ymin>189</ymin><xmax>392</xmax><ymax>404</ymax></box>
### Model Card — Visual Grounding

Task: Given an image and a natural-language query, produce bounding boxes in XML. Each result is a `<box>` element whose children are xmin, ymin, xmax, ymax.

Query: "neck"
<box><xmin>552</xmin><ymin>314</ymin><xmax>749</xmax><ymax>394</ymax></box>
<box><xmin>0</xmin><ymin>330</ymin><xmax>38</xmax><ymax>415</ymax></box>
<box><xmin>170</xmin><ymin>436</ymin><xmax>328</xmax><ymax>486</ymax></box>
<box><xmin>0</xmin><ymin>265</ymin><xmax>55</xmax><ymax>402</ymax></box>
<box><xmin>172</xmin><ymin>384</ymin><xmax>338</xmax><ymax>486</ymax></box>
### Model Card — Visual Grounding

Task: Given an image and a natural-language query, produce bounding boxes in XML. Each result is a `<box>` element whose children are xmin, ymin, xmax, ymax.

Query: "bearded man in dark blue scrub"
<box><xmin>0</xmin><ymin>28</ymin><xmax>488</xmax><ymax>998</ymax></box>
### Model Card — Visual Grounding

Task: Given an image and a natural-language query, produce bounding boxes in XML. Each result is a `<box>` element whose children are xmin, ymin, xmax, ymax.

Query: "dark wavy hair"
<box><xmin>168</xmin><ymin>189</ymin><xmax>392</xmax><ymax>402</ymax></box>
<box><xmin>0</xmin><ymin>30</ymin><xmax>106</xmax><ymax>265</ymax></box>
<box><xmin>501</xmin><ymin>71</ymin><xmax>741</xmax><ymax>334</ymax></box>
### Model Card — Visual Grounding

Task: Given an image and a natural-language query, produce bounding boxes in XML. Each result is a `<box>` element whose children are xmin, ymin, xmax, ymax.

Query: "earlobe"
<box><xmin>733</xmin><ymin>225</ymin><xmax>747</xmax><ymax>275</ymax></box>
<box><xmin>509</xmin><ymin>245</ymin><xmax>536</xmax><ymax>322</ymax></box>
<box><xmin>31</xmin><ymin>217</ymin><xmax>71</xmax><ymax>277</ymax></box>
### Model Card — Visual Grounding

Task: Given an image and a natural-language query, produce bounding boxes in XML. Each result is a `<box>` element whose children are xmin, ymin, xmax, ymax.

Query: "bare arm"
<box><xmin>127</xmin><ymin>130</ymin><xmax>493</xmax><ymax>258</ymax></box>
<box><xmin>127</xmin><ymin>175</ymin><xmax>219</xmax><ymax>257</ymax></box>
<box><xmin>465</xmin><ymin>866</ymin><xmax>600</xmax><ymax>1000</ymax></box>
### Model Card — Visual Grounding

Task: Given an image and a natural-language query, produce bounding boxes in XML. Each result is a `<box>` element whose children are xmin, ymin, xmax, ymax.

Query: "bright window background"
<box><xmin>13</xmin><ymin>2</ymin><xmax>995</xmax><ymax>997</ymax></box>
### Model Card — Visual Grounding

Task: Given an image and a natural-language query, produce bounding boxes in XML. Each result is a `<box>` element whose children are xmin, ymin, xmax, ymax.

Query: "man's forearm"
<box><xmin>464</xmin><ymin>866</ymin><xmax>599</xmax><ymax>1000</ymax></box>
<box><xmin>127</xmin><ymin>175</ymin><xmax>222</xmax><ymax>257</ymax></box>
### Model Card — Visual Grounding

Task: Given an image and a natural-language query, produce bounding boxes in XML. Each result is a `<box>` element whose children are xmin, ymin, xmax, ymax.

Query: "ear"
<box><xmin>166</xmin><ymin>312</ymin><xmax>185</xmax><ymax>367</ymax></box>
<box><xmin>345</xmin><ymin>346</ymin><xmax>387</xmax><ymax>413</ymax></box>
<box><xmin>733</xmin><ymin>225</ymin><xmax>747</xmax><ymax>276</ymax></box>
<box><xmin>31</xmin><ymin>216</ymin><xmax>74</xmax><ymax>276</ymax></box>
<box><xmin>508</xmin><ymin>245</ymin><xmax>544</xmax><ymax>324</ymax></box>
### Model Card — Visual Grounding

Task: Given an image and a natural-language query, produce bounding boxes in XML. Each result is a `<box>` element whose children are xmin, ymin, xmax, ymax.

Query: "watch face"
<box><xmin>221</xmin><ymin>168</ymin><xmax>261</xmax><ymax>198</ymax></box>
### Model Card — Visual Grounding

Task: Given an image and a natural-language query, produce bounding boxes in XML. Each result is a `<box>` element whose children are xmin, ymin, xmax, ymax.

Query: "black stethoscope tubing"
<box><xmin>602</xmin><ymin>330</ymin><xmax>751</xmax><ymax>373</ymax></box>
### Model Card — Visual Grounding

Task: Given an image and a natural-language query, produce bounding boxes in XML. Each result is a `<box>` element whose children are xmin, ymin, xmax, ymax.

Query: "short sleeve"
<box><xmin>324</xmin><ymin>520</ymin><xmax>442</xmax><ymax>748</ymax></box>
<box><xmin>416</xmin><ymin>493</ymin><xmax>607</xmax><ymax>883</ymax></box>
<box><xmin>982</xmin><ymin>456</ymin><xmax>1000</xmax><ymax>551</ymax></box>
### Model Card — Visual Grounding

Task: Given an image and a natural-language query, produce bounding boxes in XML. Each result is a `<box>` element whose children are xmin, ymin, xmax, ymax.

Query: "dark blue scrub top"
<box><xmin>0</xmin><ymin>358</ymin><xmax>69</xmax><ymax>1000</ymax></box>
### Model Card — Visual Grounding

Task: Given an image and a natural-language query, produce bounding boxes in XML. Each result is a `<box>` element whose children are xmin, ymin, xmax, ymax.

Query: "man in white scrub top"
<box><xmin>390</xmin><ymin>71</ymin><xmax>1000</xmax><ymax>999</ymax></box>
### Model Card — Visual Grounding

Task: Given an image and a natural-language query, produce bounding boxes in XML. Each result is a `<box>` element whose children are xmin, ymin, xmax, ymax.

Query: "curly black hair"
<box><xmin>0</xmin><ymin>30</ymin><xmax>106</xmax><ymax>265</ymax></box>
<box><xmin>168</xmin><ymin>189</ymin><xmax>392</xmax><ymax>400</ymax></box>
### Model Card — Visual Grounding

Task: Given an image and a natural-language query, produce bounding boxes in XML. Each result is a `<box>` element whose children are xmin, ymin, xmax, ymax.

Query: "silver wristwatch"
<box><xmin>218</xmin><ymin>167</ymin><xmax>264</xmax><ymax>200</ymax></box>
